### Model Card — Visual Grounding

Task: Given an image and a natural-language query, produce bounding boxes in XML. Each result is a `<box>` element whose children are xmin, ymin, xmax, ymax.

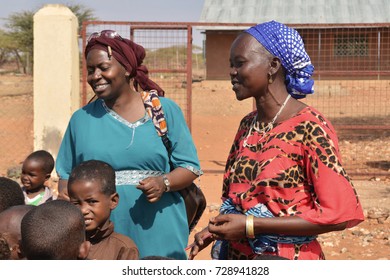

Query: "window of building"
<box><xmin>334</xmin><ymin>35</ymin><xmax>368</xmax><ymax>57</ymax></box>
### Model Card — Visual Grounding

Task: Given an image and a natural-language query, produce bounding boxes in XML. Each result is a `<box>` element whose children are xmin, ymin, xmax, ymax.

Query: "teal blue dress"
<box><xmin>56</xmin><ymin>97</ymin><xmax>202</xmax><ymax>259</ymax></box>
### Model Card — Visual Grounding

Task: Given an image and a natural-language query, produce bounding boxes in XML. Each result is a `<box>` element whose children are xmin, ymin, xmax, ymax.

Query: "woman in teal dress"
<box><xmin>56</xmin><ymin>30</ymin><xmax>202</xmax><ymax>259</ymax></box>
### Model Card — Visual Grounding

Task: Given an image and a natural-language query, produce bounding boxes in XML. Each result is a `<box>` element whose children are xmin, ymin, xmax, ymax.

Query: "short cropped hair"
<box><xmin>0</xmin><ymin>204</ymin><xmax>35</xmax><ymax>234</ymax></box>
<box><xmin>25</xmin><ymin>150</ymin><xmax>55</xmax><ymax>174</ymax></box>
<box><xmin>0</xmin><ymin>233</ymin><xmax>11</xmax><ymax>260</ymax></box>
<box><xmin>21</xmin><ymin>200</ymin><xmax>85</xmax><ymax>260</ymax></box>
<box><xmin>0</xmin><ymin>177</ymin><xmax>25</xmax><ymax>213</ymax></box>
<box><xmin>68</xmin><ymin>160</ymin><xmax>116</xmax><ymax>196</ymax></box>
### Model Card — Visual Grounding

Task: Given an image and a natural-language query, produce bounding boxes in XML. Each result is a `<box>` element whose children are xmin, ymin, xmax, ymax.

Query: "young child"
<box><xmin>21</xmin><ymin>200</ymin><xmax>90</xmax><ymax>260</ymax></box>
<box><xmin>0</xmin><ymin>177</ymin><xmax>25</xmax><ymax>213</ymax></box>
<box><xmin>0</xmin><ymin>204</ymin><xmax>35</xmax><ymax>259</ymax></box>
<box><xmin>68</xmin><ymin>160</ymin><xmax>139</xmax><ymax>260</ymax></box>
<box><xmin>21</xmin><ymin>150</ymin><xmax>56</xmax><ymax>205</ymax></box>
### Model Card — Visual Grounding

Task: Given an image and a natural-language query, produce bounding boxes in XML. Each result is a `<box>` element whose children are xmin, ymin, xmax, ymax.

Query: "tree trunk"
<box><xmin>13</xmin><ymin>50</ymin><xmax>25</xmax><ymax>74</ymax></box>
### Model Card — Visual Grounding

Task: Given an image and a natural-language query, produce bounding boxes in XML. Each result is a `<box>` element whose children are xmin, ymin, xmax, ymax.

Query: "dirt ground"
<box><xmin>0</xmin><ymin>74</ymin><xmax>389</xmax><ymax>260</ymax></box>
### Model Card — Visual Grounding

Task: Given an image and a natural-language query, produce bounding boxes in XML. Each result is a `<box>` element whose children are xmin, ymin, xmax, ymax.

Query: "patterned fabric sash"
<box><xmin>115</xmin><ymin>170</ymin><xmax>164</xmax><ymax>185</ymax></box>
<box><xmin>217</xmin><ymin>198</ymin><xmax>317</xmax><ymax>255</ymax></box>
<box><xmin>141</xmin><ymin>90</ymin><xmax>167</xmax><ymax>136</ymax></box>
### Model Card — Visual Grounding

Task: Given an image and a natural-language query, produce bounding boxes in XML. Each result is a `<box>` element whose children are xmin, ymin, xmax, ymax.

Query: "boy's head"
<box><xmin>0</xmin><ymin>204</ymin><xmax>35</xmax><ymax>259</ymax></box>
<box><xmin>68</xmin><ymin>160</ymin><xmax>118</xmax><ymax>234</ymax></box>
<box><xmin>21</xmin><ymin>150</ymin><xmax>55</xmax><ymax>192</ymax></box>
<box><xmin>0</xmin><ymin>177</ymin><xmax>25</xmax><ymax>213</ymax></box>
<box><xmin>21</xmin><ymin>200</ymin><xmax>90</xmax><ymax>260</ymax></box>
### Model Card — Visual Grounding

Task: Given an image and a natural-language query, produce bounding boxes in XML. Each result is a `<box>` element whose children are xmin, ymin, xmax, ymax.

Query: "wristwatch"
<box><xmin>163</xmin><ymin>175</ymin><xmax>171</xmax><ymax>192</ymax></box>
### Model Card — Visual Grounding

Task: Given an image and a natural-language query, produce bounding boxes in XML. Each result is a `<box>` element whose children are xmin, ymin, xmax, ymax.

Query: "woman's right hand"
<box><xmin>188</xmin><ymin>227</ymin><xmax>214</xmax><ymax>260</ymax></box>
<box><xmin>137</xmin><ymin>176</ymin><xmax>166</xmax><ymax>203</ymax></box>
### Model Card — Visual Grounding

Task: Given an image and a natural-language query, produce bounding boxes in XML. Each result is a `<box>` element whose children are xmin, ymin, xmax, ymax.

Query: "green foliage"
<box><xmin>0</xmin><ymin>4</ymin><xmax>97</xmax><ymax>74</ymax></box>
<box><xmin>6</xmin><ymin>11</ymin><xmax>34</xmax><ymax>53</ymax></box>
<box><xmin>0</xmin><ymin>30</ymin><xmax>14</xmax><ymax>65</ymax></box>
<box><xmin>2</xmin><ymin>11</ymin><xmax>34</xmax><ymax>73</ymax></box>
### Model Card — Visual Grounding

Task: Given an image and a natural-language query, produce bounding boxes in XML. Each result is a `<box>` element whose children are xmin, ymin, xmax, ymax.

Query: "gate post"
<box><xmin>33</xmin><ymin>4</ymin><xmax>79</xmax><ymax>159</ymax></box>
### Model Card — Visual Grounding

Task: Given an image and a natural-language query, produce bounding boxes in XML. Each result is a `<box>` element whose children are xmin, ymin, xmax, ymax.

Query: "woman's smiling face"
<box><xmin>86</xmin><ymin>48</ymin><xmax>130</xmax><ymax>102</ymax></box>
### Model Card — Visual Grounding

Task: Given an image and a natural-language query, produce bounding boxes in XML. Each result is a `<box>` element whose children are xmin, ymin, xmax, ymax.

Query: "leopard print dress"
<box><xmin>221</xmin><ymin>106</ymin><xmax>364</xmax><ymax>260</ymax></box>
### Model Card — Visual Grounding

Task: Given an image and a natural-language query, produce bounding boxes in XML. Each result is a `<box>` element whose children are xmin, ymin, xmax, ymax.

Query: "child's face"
<box><xmin>68</xmin><ymin>180</ymin><xmax>118</xmax><ymax>233</ymax></box>
<box><xmin>21</xmin><ymin>159</ymin><xmax>49</xmax><ymax>191</ymax></box>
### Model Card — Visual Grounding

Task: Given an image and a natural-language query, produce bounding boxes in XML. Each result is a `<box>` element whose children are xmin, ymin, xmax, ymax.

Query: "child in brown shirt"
<box><xmin>68</xmin><ymin>160</ymin><xmax>139</xmax><ymax>260</ymax></box>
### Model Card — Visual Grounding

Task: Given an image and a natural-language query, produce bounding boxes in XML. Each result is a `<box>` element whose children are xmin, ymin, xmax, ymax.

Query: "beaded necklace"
<box><xmin>243</xmin><ymin>94</ymin><xmax>291</xmax><ymax>148</ymax></box>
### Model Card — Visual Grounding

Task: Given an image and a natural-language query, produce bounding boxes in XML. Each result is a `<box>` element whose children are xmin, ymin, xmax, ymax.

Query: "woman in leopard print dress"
<box><xmin>189</xmin><ymin>21</ymin><xmax>364</xmax><ymax>260</ymax></box>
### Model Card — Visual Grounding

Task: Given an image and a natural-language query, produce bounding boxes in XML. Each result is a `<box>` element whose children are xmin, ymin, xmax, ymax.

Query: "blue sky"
<box><xmin>0</xmin><ymin>0</ymin><xmax>205</xmax><ymax>23</ymax></box>
<box><xmin>0</xmin><ymin>0</ymin><xmax>206</xmax><ymax>45</ymax></box>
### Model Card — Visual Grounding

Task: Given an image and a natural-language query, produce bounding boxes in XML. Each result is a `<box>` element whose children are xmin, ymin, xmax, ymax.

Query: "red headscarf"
<box><xmin>85</xmin><ymin>36</ymin><xmax>164</xmax><ymax>96</ymax></box>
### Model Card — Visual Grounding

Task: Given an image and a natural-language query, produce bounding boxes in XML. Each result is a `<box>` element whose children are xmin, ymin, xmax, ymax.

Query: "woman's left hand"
<box><xmin>208</xmin><ymin>214</ymin><xmax>247</xmax><ymax>241</ymax></box>
<box><xmin>136</xmin><ymin>176</ymin><xmax>166</xmax><ymax>203</ymax></box>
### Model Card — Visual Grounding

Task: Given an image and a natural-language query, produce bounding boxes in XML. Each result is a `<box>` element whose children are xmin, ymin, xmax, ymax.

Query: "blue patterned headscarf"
<box><xmin>245</xmin><ymin>21</ymin><xmax>314</xmax><ymax>99</ymax></box>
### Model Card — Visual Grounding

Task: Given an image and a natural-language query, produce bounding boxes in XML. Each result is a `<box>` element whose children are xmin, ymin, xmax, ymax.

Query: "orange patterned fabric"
<box><xmin>141</xmin><ymin>90</ymin><xmax>167</xmax><ymax>136</ymax></box>
<box><xmin>222</xmin><ymin>106</ymin><xmax>364</xmax><ymax>260</ymax></box>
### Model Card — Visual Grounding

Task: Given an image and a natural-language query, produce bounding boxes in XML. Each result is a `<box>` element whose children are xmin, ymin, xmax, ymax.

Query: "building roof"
<box><xmin>199</xmin><ymin>0</ymin><xmax>390</xmax><ymax>26</ymax></box>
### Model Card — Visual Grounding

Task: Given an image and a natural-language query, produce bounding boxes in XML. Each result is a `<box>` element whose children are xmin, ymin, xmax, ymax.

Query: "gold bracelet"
<box><xmin>246</xmin><ymin>215</ymin><xmax>255</xmax><ymax>239</ymax></box>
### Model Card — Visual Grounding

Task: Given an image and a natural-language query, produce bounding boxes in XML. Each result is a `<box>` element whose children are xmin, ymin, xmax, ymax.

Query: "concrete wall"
<box><xmin>33</xmin><ymin>4</ymin><xmax>79</xmax><ymax>159</ymax></box>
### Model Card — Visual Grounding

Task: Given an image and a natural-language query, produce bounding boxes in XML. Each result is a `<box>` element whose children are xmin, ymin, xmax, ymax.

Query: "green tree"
<box><xmin>3</xmin><ymin>4</ymin><xmax>97</xmax><ymax>74</ymax></box>
<box><xmin>0</xmin><ymin>29</ymin><xmax>15</xmax><ymax>67</ymax></box>
<box><xmin>5</xmin><ymin>11</ymin><xmax>34</xmax><ymax>73</ymax></box>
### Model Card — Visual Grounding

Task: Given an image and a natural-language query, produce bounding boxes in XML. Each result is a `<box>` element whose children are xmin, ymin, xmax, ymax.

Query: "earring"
<box><xmin>268</xmin><ymin>74</ymin><xmax>273</xmax><ymax>84</ymax></box>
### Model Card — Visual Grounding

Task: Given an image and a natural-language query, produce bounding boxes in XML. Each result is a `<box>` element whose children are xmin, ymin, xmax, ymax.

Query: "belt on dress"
<box><xmin>115</xmin><ymin>170</ymin><xmax>164</xmax><ymax>185</ymax></box>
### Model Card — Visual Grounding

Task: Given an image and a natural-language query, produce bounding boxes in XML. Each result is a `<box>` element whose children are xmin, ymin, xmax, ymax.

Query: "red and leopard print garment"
<box><xmin>222</xmin><ymin>106</ymin><xmax>364</xmax><ymax>260</ymax></box>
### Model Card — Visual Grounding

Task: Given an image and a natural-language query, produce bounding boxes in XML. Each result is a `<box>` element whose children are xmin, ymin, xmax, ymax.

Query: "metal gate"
<box><xmin>81</xmin><ymin>21</ymin><xmax>390</xmax><ymax>178</ymax></box>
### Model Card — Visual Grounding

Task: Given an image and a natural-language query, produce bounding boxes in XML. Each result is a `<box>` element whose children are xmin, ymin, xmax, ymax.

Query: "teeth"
<box><xmin>95</xmin><ymin>84</ymin><xmax>108</xmax><ymax>90</ymax></box>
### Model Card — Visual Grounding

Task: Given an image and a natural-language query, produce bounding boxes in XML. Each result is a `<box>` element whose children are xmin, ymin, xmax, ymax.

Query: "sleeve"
<box><xmin>161</xmin><ymin>98</ymin><xmax>202</xmax><ymax>176</ymax></box>
<box><xmin>299</xmin><ymin>119</ymin><xmax>364</xmax><ymax>228</ymax></box>
<box><xmin>116</xmin><ymin>246</ymin><xmax>139</xmax><ymax>260</ymax></box>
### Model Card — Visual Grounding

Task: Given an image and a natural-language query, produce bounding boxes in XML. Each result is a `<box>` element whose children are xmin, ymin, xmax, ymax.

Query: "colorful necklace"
<box><xmin>243</xmin><ymin>94</ymin><xmax>291</xmax><ymax>148</ymax></box>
